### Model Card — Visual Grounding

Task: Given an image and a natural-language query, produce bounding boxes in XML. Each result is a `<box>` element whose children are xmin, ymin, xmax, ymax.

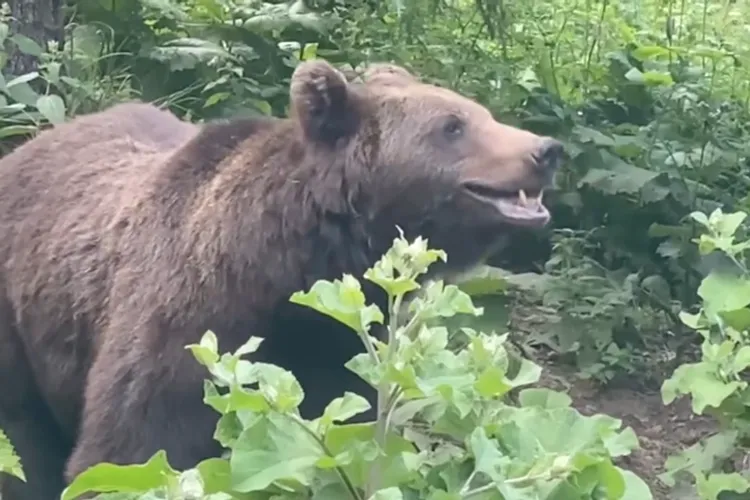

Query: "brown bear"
<box><xmin>0</xmin><ymin>59</ymin><xmax>562</xmax><ymax>500</ymax></box>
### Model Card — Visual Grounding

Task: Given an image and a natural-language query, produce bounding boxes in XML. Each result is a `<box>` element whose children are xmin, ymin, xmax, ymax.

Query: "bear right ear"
<box><xmin>290</xmin><ymin>60</ymin><xmax>358</xmax><ymax>145</ymax></box>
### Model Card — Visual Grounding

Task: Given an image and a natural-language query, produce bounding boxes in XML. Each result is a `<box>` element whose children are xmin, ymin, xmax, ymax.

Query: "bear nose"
<box><xmin>532</xmin><ymin>138</ymin><xmax>564</xmax><ymax>173</ymax></box>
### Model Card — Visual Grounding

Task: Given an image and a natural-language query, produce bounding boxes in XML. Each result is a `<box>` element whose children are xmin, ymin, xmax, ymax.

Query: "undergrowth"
<box><xmin>1</xmin><ymin>0</ymin><xmax>750</xmax><ymax>497</ymax></box>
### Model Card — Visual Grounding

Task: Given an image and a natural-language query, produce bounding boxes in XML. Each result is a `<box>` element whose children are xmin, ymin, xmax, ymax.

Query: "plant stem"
<box><xmin>367</xmin><ymin>291</ymin><xmax>404</xmax><ymax>496</ymax></box>
<box><xmin>286</xmin><ymin>413</ymin><xmax>363</xmax><ymax>500</ymax></box>
<box><xmin>461</xmin><ymin>471</ymin><xmax>558</xmax><ymax>499</ymax></box>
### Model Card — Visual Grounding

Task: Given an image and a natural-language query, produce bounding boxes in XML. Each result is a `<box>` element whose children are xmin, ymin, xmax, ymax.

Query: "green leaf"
<box><xmin>619</xmin><ymin>468</ymin><xmax>653</xmax><ymax>499</ymax></box>
<box><xmin>0</xmin><ymin>428</ymin><xmax>24</xmax><ymax>481</ymax></box>
<box><xmin>6</xmin><ymin>72</ymin><xmax>39</xmax><ymax>88</ymax></box>
<box><xmin>196</xmin><ymin>458</ymin><xmax>232</xmax><ymax>494</ymax></box>
<box><xmin>691</xmin><ymin>211</ymin><xmax>710</xmax><ymax>227</ymax></box>
<box><xmin>716</xmin><ymin>211</ymin><xmax>747</xmax><ymax>237</ymax></box>
<box><xmin>235</xmin><ymin>336</ymin><xmax>264</xmax><ymax>357</ymax></box>
<box><xmin>474</xmin><ymin>365</ymin><xmax>511</xmax><ymax>398</ymax></box>
<box><xmin>631</xmin><ymin>45</ymin><xmax>671</xmax><ymax>60</ymax></box>
<box><xmin>10</xmin><ymin>34</ymin><xmax>43</xmax><ymax>56</ymax></box>
<box><xmin>642</xmin><ymin>71</ymin><xmax>674</xmax><ymax>86</ymax></box>
<box><xmin>732</xmin><ymin>345</ymin><xmax>750</xmax><ymax>373</ymax></box>
<box><xmin>698</xmin><ymin>272</ymin><xmax>750</xmax><ymax>313</ymax></box>
<box><xmin>230</xmin><ymin>413</ymin><xmax>323</xmax><ymax>492</ymax></box>
<box><xmin>368</xmin><ymin>487</ymin><xmax>404</xmax><ymax>500</ymax></box>
<box><xmin>290</xmin><ymin>275</ymin><xmax>384</xmax><ymax>334</ymax></box>
<box><xmin>697</xmin><ymin>472</ymin><xmax>750</xmax><ymax>499</ymax></box>
<box><xmin>508</xmin><ymin>358</ymin><xmax>542</xmax><ymax>388</ymax></box>
<box><xmin>317</xmin><ymin>392</ymin><xmax>372</xmax><ymax>432</ymax></box>
<box><xmin>468</xmin><ymin>427</ymin><xmax>508</xmax><ymax>484</ymax></box>
<box><xmin>578</xmin><ymin>152</ymin><xmax>667</xmax><ymax>199</ymax></box>
<box><xmin>410</xmin><ymin>281</ymin><xmax>483</xmax><ymax>319</ymax></box>
<box><xmin>203</xmin><ymin>92</ymin><xmax>230</xmax><ymax>108</ymax></box>
<box><xmin>364</xmin><ymin>234</ymin><xmax>447</xmax><ymax>297</ymax></box>
<box><xmin>61</xmin><ymin>450</ymin><xmax>177</xmax><ymax>500</ymax></box>
<box><xmin>0</xmin><ymin>124</ymin><xmax>37</xmax><ymax>139</ymax></box>
<box><xmin>573</xmin><ymin>125</ymin><xmax>615</xmax><ymax>147</ymax></box>
<box><xmin>518</xmin><ymin>388</ymin><xmax>572</xmax><ymax>409</ymax></box>
<box><xmin>186</xmin><ymin>330</ymin><xmax>220</xmax><ymax>368</ymax></box>
<box><xmin>0</xmin><ymin>23</ymin><xmax>8</xmax><ymax>45</ymax></box>
<box><xmin>659</xmin><ymin>431</ymin><xmax>737</xmax><ymax>487</ymax></box>
<box><xmin>455</xmin><ymin>265</ymin><xmax>509</xmax><ymax>296</ymax></box>
<box><xmin>249</xmin><ymin>98</ymin><xmax>272</xmax><ymax>116</ymax></box>
<box><xmin>661</xmin><ymin>361</ymin><xmax>742</xmax><ymax>412</ymax></box>
<box><xmin>323</xmin><ymin>423</ymin><xmax>417</xmax><ymax>488</ymax></box>
<box><xmin>624</xmin><ymin>67</ymin><xmax>644</xmax><ymax>82</ymax></box>
<box><xmin>36</xmin><ymin>94</ymin><xmax>66</xmax><ymax>124</ymax></box>
<box><xmin>254</xmin><ymin>362</ymin><xmax>305</xmax><ymax>412</ymax></box>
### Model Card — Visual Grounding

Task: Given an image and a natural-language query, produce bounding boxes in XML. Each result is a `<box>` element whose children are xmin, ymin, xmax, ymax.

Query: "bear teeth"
<box><xmin>517</xmin><ymin>189</ymin><xmax>544</xmax><ymax>208</ymax></box>
<box><xmin>518</xmin><ymin>188</ymin><xmax>528</xmax><ymax>206</ymax></box>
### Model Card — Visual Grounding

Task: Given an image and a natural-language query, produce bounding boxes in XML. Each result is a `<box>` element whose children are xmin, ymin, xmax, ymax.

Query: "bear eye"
<box><xmin>442</xmin><ymin>116</ymin><xmax>465</xmax><ymax>139</ymax></box>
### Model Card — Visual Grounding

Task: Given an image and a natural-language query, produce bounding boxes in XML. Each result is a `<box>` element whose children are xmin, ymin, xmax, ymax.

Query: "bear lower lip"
<box><xmin>463</xmin><ymin>183</ymin><xmax>550</xmax><ymax>227</ymax></box>
<box><xmin>493</xmin><ymin>197</ymin><xmax>551</xmax><ymax>227</ymax></box>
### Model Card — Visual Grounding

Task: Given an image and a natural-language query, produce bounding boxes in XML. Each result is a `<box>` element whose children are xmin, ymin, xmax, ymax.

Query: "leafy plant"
<box><xmin>660</xmin><ymin>208</ymin><xmax>750</xmax><ymax>498</ymax></box>
<box><xmin>0</xmin><ymin>428</ymin><xmax>24</xmax><ymax>482</ymax></box>
<box><xmin>59</xmin><ymin>234</ymin><xmax>652</xmax><ymax>499</ymax></box>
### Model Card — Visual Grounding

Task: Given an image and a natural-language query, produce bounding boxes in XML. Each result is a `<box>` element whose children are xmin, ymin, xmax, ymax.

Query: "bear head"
<box><xmin>292</xmin><ymin>59</ymin><xmax>563</xmax><ymax>276</ymax></box>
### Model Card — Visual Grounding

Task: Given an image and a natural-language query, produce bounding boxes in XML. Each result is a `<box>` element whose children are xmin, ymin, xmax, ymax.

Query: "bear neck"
<box><xmin>151</xmin><ymin>115</ymin><xmax>387</xmax><ymax>310</ymax></box>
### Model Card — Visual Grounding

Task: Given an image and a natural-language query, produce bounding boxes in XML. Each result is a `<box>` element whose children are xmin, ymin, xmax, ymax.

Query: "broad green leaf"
<box><xmin>474</xmin><ymin>365</ymin><xmax>511</xmax><ymax>398</ymax></box>
<box><xmin>507</xmin><ymin>358</ymin><xmax>542</xmax><ymax>388</ymax></box>
<box><xmin>61</xmin><ymin>450</ymin><xmax>177</xmax><ymax>500</ymax></box>
<box><xmin>691</xmin><ymin>211</ymin><xmax>710</xmax><ymax>227</ymax></box>
<box><xmin>632</xmin><ymin>45</ymin><xmax>671</xmax><ymax>60</ymax></box>
<box><xmin>696</xmin><ymin>472</ymin><xmax>750</xmax><ymax>499</ymax></box>
<box><xmin>0</xmin><ymin>428</ymin><xmax>24</xmax><ymax>481</ymax></box>
<box><xmin>715</xmin><ymin>211</ymin><xmax>747</xmax><ymax>237</ymax></box>
<box><xmin>732</xmin><ymin>346</ymin><xmax>750</xmax><ymax>373</ymax></box>
<box><xmin>196</xmin><ymin>458</ymin><xmax>231</xmax><ymax>494</ymax></box>
<box><xmin>290</xmin><ymin>276</ymin><xmax>384</xmax><ymax>333</ymax></box>
<box><xmin>369</xmin><ymin>487</ymin><xmax>404</xmax><ymax>499</ymax></box>
<box><xmin>35</xmin><ymin>94</ymin><xmax>66</xmax><ymax>124</ymax></box>
<box><xmin>6</xmin><ymin>72</ymin><xmax>39</xmax><ymax>88</ymax></box>
<box><xmin>254</xmin><ymin>362</ymin><xmax>305</xmax><ymax>412</ymax></box>
<box><xmin>324</xmin><ymin>423</ymin><xmax>417</xmax><ymax>488</ymax></box>
<box><xmin>455</xmin><ymin>265</ymin><xmax>509</xmax><ymax>296</ymax></box>
<box><xmin>661</xmin><ymin>361</ymin><xmax>742</xmax><ymax>412</ymax></box>
<box><xmin>468</xmin><ymin>427</ymin><xmax>508</xmax><ymax>484</ymax></box>
<box><xmin>659</xmin><ymin>431</ymin><xmax>738</xmax><ymax>487</ymax></box>
<box><xmin>316</xmin><ymin>392</ymin><xmax>372</xmax><ymax>432</ymax></box>
<box><xmin>698</xmin><ymin>272</ymin><xmax>750</xmax><ymax>313</ymax></box>
<box><xmin>410</xmin><ymin>281</ymin><xmax>483</xmax><ymax>319</ymax></box>
<box><xmin>619</xmin><ymin>468</ymin><xmax>653</xmax><ymax>499</ymax></box>
<box><xmin>235</xmin><ymin>336</ymin><xmax>264</xmax><ymax>357</ymax></box>
<box><xmin>518</xmin><ymin>388</ymin><xmax>572</xmax><ymax>409</ymax></box>
<box><xmin>10</xmin><ymin>34</ymin><xmax>43</xmax><ymax>56</ymax></box>
<box><xmin>583</xmin><ymin>150</ymin><xmax>671</xmax><ymax>202</ymax></box>
<box><xmin>230</xmin><ymin>413</ymin><xmax>323</xmax><ymax>492</ymax></box>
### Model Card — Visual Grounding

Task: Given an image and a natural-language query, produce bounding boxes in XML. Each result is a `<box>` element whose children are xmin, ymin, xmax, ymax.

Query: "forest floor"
<box><xmin>536</xmin><ymin>359</ymin><xmax>715</xmax><ymax>500</ymax></box>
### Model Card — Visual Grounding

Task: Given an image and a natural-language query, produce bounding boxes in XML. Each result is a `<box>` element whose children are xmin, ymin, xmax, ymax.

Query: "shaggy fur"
<box><xmin>0</xmin><ymin>60</ymin><xmax>562</xmax><ymax>500</ymax></box>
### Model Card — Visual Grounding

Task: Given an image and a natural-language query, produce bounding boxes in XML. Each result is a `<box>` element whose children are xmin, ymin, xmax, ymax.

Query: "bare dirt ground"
<box><xmin>537</xmin><ymin>360</ymin><xmax>716</xmax><ymax>500</ymax></box>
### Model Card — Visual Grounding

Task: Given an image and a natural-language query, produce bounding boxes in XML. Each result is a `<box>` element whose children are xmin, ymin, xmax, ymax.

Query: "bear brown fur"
<box><xmin>0</xmin><ymin>59</ymin><xmax>563</xmax><ymax>500</ymax></box>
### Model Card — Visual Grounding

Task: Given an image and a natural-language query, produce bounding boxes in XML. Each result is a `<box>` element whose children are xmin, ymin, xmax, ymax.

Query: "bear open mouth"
<box><xmin>463</xmin><ymin>183</ymin><xmax>551</xmax><ymax>228</ymax></box>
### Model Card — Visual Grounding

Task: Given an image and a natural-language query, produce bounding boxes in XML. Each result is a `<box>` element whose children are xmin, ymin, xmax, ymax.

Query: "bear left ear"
<box><xmin>290</xmin><ymin>59</ymin><xmax>358</xmax><ymax>145</ymax></box>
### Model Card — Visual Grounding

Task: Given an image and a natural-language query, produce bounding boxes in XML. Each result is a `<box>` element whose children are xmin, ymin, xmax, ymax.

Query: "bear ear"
<box><xmin>364</xmin><ymin>63</ymin><xmax>418</xmax><ymax>87</ymax></box>
<box><xmin>290</xmin><ymin>59</ymin><xmax>358</xmax><ymax>145</ymax></box>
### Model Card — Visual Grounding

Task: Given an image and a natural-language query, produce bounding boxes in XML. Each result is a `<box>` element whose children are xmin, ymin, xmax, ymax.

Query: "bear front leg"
<box><xmin>64</xmin><ymin>317</ymin><xmax>223</xmax><ymax>483</ymax></box>
<box><xmin>0</xmin><ymin>405</ymin><xmax>70</xmax><ymax>500</ymax></box>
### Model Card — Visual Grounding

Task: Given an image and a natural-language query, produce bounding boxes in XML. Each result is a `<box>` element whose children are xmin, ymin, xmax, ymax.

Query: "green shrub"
<box><xmin>51</xmin><ymin>234</ymin><xmax>653</xmax><ymax>500</ymax></box>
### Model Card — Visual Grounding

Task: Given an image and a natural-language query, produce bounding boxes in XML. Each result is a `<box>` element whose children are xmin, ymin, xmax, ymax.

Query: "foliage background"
<box><xmin>2</xmin><ymin>0</ymin><xmax>750</xmax><ymax>497</ymax></box>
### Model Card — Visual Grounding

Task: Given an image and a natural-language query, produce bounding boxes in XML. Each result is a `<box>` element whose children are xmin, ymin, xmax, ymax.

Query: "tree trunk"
<box><xmin>7</xmin><ymin>0</ymin><xmax>63</xmax><ymax>75</ymax></box>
